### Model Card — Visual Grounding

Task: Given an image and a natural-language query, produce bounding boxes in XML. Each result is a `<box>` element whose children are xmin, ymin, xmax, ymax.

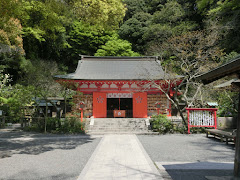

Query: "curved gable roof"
<box><xmin>55</xmin><ymin>56</ymin><xmax>169</xmax><ymax>80</ymax></box>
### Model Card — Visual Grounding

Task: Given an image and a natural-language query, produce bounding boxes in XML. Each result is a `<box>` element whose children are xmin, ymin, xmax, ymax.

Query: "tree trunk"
<box><xmin>173</xmin><ymin>97</ymin><xmax>187</xmax><ymax>126</ymax></box>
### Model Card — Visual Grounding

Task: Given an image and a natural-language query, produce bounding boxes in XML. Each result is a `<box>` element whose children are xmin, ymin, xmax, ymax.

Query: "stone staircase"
<box><xmin>85</xmin><ymin>118</ymin><xmax>154</xmax><ymax>134</ymax></box>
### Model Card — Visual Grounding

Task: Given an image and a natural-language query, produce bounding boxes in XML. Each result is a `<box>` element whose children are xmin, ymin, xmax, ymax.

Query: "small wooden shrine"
<box><xmin>56</xmin><ymin>56</ymin><xmax>180</xmax><ymax>118</ymax></box>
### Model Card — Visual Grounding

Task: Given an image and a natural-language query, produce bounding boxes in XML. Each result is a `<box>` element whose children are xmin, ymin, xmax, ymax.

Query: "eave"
<box><xmin>196</xmin><ymin>55</ymin><xmax>240</xmax><ymax>84</ymax></box>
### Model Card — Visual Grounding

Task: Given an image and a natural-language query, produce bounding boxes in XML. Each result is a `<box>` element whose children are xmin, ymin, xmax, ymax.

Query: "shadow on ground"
<box><xmin>0</xmin><ymin>130</ymin><xmax>97</xmax><ymax>159</ymax></box>
<box><xmin>157</xmin><ymin>161</ymin><xmax>234</xmax><ymax>180</ymax></box>
<box><xmin>166</xmin><ymin>169</ymin><xmax>233</xmax><ymax>180</ymax></box>
<box><xmin>5</xmin><ymin>171</ymin><xmax>77</xmax><ymax>180</ymax></box>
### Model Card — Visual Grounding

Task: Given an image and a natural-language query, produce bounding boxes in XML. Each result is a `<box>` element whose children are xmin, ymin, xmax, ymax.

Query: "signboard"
<box><xmin>107</xmin><ymin>93</ymin><xmax>132</xmax><ymax>98</ymax></box>
<box><xmin>114</xmin><ymin>110</ymin><xmax>126</xmax><ymax>117</ymax></box>
<box><xmin>186</xmin><ymin>108</ymin><xmax>218</xmax><ymax>134</ymax></box>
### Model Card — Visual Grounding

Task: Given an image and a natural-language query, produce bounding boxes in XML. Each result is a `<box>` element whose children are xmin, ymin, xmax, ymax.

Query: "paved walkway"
<box><xmin>77</xmin><ymin>134</ymin><xmax>163</xmax><ymax>180</ymax></box>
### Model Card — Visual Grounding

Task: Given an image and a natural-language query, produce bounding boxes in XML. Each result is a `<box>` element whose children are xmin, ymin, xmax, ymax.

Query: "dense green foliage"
<box><xmin>1</xmin><ymin>0</ymin><xmax>239</xmax><ymax>78</ymax></box>
<box><xmin>95</xmin><ymin>35</ymin><xmax>140</xmax><ymax>56</ymax></box>
<box><xmin>197</xmin><ymin>0</ymin><xmax>240</xmax><ymax>53</ymax></box>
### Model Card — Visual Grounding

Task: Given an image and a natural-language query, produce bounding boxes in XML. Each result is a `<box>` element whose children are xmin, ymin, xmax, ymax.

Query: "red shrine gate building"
<box><xmin>56</xmin><ymin>56</ymin><xmax>179</xmax><ymax>118</ymax></box>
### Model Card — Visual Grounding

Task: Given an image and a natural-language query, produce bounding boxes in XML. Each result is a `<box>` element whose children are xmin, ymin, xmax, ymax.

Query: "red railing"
<box><xmin>186</xmin><ymin>108</ymin><xmax>218</xmax><ymax>134</ymax></box>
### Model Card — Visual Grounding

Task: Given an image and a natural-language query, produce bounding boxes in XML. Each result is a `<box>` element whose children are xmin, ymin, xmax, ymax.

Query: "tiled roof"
<box><xmin>55</xmin><ymin>56</ymin><xmax>170</xmax><ymax>80</ymax></box>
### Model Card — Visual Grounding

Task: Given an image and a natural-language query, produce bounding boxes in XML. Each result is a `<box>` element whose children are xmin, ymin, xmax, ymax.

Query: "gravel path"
<box><xmin>137</xmin><ymin>134</ymin><xmax>235</xmax><ymax>180</ymax></box>
<box><xmin>0</xmin><ymin>131</ymin><xmax>102</xmax><ymax>180</ymax></box>
<box><xmin>137</xmin><ymin>134</ymin><xmax>234</xmax><ymax>162</ymax></box>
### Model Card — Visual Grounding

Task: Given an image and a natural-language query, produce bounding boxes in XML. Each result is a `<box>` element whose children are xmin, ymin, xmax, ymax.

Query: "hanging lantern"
<box><xmin>79</xmin><ymin>101</ymin><xmax>85</xmax><ymax>110</ymax></box>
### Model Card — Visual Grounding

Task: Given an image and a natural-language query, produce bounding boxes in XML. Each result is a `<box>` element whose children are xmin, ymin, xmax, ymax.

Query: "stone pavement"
<box><xmin>77</xmin><ymin>134</ymin><xmax>163</xmax><ymax>180</ymax></box>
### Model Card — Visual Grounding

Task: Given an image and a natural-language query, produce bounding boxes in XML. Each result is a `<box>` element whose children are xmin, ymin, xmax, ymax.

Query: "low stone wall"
<box><xmin>217</xmin><ymin>117</ymin><xmax>237</xmax><ymax>129</ymax></box>
<box><xmin>168</xmin><ymin>116</ymin><xmax>237</xmax><ymax>130</ymax></box>
<box><xmin>167</xmin><ymin>116</ymin><xmax>184</xmax><ymax>127</ymax></box>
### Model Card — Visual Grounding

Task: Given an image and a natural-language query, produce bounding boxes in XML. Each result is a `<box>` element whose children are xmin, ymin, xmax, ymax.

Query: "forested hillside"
<box><xmin>0</xmin><ymin>0</ymin><xmax>239</xmax><ymax>119</ymax></box>
<box><xmin>1</xmin><ymin>0</ymin><xmax>240</xmax><ymax>78</ymax></box>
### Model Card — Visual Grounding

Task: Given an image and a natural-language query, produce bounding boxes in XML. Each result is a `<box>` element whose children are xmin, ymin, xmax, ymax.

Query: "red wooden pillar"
<box><xmin>214</xmin><ymin>110</ymin><xmax>217</xmax><ymax>129</ymax></box>
<box><xmin>93</xmin><ymin>92</ymin><xmax>107</xmax><ymax>118</ymax></box>
<box><xmin>187</xmin><ymin>109</ymin><xmax>190</xmax><ymax>134</ymax></box>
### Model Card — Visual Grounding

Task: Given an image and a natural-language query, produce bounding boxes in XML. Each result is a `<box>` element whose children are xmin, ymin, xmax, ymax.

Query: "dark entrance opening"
<box><xmin>107</xmin><ymin>98</ymin><xmax>133</xmax><ymax>118</ymax></box>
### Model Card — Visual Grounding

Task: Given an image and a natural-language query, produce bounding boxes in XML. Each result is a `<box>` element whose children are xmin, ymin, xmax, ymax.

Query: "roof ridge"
<box><xmin>80</xmin><ymin>56</ymin><xmax>157</xmax><ymax>61</ymax></box>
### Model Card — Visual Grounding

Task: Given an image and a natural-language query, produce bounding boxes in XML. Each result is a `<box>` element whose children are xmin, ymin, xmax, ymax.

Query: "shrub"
<box><xmin>150</xmin><ymin>114</ymin><xmax>174</xmax><ymax>134</ymax></box>
<box><xmin>59</xmin><ymin>117</ymin><xmax>85</xmax><ymax>133</ymax></box>
<box><xmin>24</xmin><ymin>117</ymin><xmax>85</xmax><ymax>134</ymax></box>
<box><xmin>23</xmin><ymin>124</ymin><xmax>42</xmax><ymax>132</ymax></box>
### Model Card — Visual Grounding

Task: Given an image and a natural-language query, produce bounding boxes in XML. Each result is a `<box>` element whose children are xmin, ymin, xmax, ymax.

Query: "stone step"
<box><xmin>93</xmin><ymin>124</ymin><xmax>146</xmax><ymax>127</ymax></box>
<box><xmin>91</xmin><ymin>124</ymin><xmax>146</xmax><ymax>127</ymax></box>
<box><xmin>93</xmin><ymin>121</ymin><xmax>146</xmax><ymax>124</ymax></box>
<box><xmin>91</xmin><ymin>126</ymin><xmax>147</xmax><ymax>129</ymax></box>
<box><xmin>88</xmin><ymin>129</ymin><xmax>149</xmax><ymax>132</ymax></box>
<box><xmin>94</xmin><ymin>119</ymin><xmax>146</xmax><ymax>121</ymax></box>
<box><xmin>93</xmin><ymin>125</ymin><xmax>146</xmax><ymax>128</ymax></box>
<box><xmin>93</xmin><ymin>123</ymin><xmax>146</xmax><ymax>125</ymax></box>
<box><xmin>85</xmin><ymin>118</ymin><xmax>151</xmax><ymax>134</ymax></box>
<box><xmin>89</xmin><ymin>127</ymin><xmax>148</xmax><ymax>131</ymax></box>
<box><xmin>86</xmin><ymin>131</ymin><xmax>158</xmax><ymax>135</ymax></box>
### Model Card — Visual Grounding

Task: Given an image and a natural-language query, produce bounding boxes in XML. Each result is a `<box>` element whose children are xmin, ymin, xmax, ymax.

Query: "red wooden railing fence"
<box><xmin>186</xmin><ymin>108</ymin><xmax>218</xmax><ymax>134</ymax></box>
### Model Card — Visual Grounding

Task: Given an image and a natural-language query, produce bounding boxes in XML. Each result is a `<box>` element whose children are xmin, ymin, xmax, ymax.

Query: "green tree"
<box><xmin>217</xmin><ymin>90</ymin><xmax>239</xmax><ymax>117</ymax></box>
<box><xmin>72</xmin><ymin>0</ymin><xmax>126</xmax><ymax>30</ymax></box>
<box><xmin>119</xmin><ymin>12</ymin><xmax>152</xmax><ymax>53</ymax></box>
<box><xmin>0</xmin><ymin>0</ymin><xmax>26</xmax><ymax>81</ymax></box>
<box><xmin>123</xmin><ymin>0</ymin><xmax>148</xmax><ymax>20</ymax></box>
<box><xmin>19</xmin><ymin>0</ymin><xmax>69</xmax><ymax>61</ymax></box>
<box><xmin>197</xmin><ymin>0</ymin><xmax>240</xmax><ymax>53</ymax></box>
<box><xmin>68</xmin><ymin>21</ymin><xmax>114</xmax><ymax>63</ymax></box>
<box><xmin>95</xmin><ymin>35</ymin><xmax>140</xmax><ymax>56</ymax></box>
<box><xmin>152</xmin><ymin>29</ymin><xmax>223</xmax><ymax>126</ymax></box>
<box><xmin>144</xmin><ymin>0</ymin><xmax>198</xmax><ymax>55</ymax></box>
<box><xmin>0</xmin><ymin>70</ymin><xmax>35</xmax><ymax>125</ymax></box>
<box><xmin>119</xmin><ymin>0</ymin><xmax>198</xmax><ymax>55</ymax></box>
<box><xmin>0</xmin><ymin>70</ymin><xmax>11</xmax><ymax>105</ymax></box>
<box><xmin>21</xmin><ymin>59</ymin><xmax>63</xmax><ymax>132</ymax></box>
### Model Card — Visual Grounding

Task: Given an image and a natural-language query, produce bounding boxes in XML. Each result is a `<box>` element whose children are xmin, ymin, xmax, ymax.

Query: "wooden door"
<box><xmin>133</xmin><ymin>92</ymin><xmax>147</xmax><ymax>118</ymax></box>
<box><xmin>93</xmin><ymin>92</ymin><xmax>107</xmax><ymax>118</ymax></box>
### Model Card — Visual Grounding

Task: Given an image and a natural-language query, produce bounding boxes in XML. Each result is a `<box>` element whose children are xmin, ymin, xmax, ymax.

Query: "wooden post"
<box><xmin>2</xmin><ymin>116</ymin><xmax>5</xmax><ymax>128</ymax></box>
<box><xmin>234</xmin><ymin>92</ymin><xmax>240</xmax><ymax>177</ymax></box>
<box><xmin>187</xmin><ymin>110</ymin><xmax>190</xmax><ymax>134</ymax></box>
<box><xmin>81</xmin><ymin>109</ymin><xmax>83</xmax><ymax>123</ymax></box>
<box><xmin>80</xmin><ymin>108</ymin><xmax>83</xmax><ymax>131</ymax></box>
<box><xmin>214</xmin><ymin>110</ymin><xmax>217</xmax><ymax>129</ymax></box>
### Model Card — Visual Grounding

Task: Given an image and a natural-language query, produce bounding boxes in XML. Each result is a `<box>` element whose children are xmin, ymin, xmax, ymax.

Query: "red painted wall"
<box><xmin>133</xmin><ymin>92</ymin><xmax>148</xmax><ymax>118</ymax></box>
<box><xmin>93</xmin><ymin>92</ymin><xmax>107</xmax><ymax>118</ymax></box>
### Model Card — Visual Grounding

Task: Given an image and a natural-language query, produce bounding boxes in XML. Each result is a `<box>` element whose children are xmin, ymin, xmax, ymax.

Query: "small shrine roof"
<box><xmin>196</xmin><ymin>55</ymin><xmax>240</xmax><ymax>84</ymax></box>
<box><xmin>55</xmin><ymin>56</ymin><xmax>172</xmax><ymax>80</ymax></box>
